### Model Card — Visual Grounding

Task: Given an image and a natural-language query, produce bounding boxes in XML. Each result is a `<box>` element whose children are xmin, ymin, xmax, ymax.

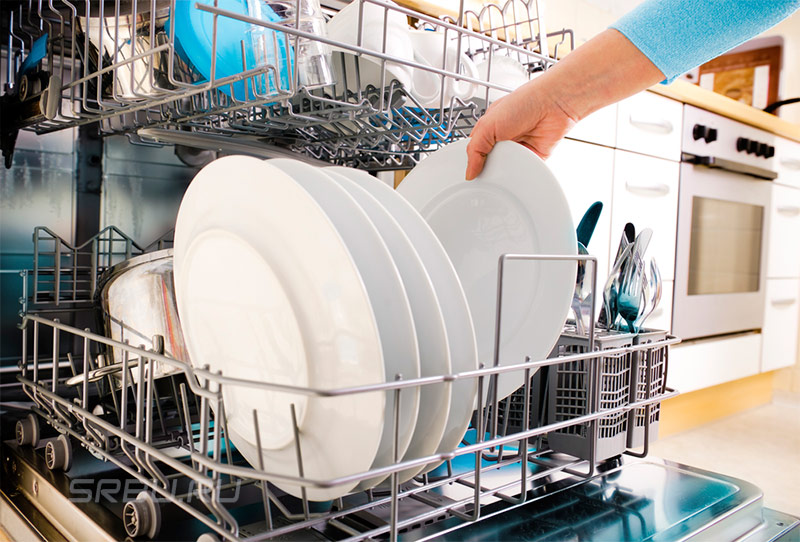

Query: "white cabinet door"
<box><xmin>762</xmin><ymin>278</ymin><xmax>800</xmax><ymax>372</ymax></box>
<box><xmin>667</xmin><ymin>333</ymin><xmax>761</xmax><ymax>393</ymax></box>
<box><xmin>616</xmin><ymin>92</ymin><xmax>683</xmax><ymax>161</ymax></box>
<box><xmin>547</xmin><ymin>139</ymin><xmax>614</xmax><ymax>284</ymax></box>
<box><xmin>610</xmin><ymin>150</ymin><xmax>680</xmax><ymax>281</ymax></box>
<box><xmin>566</xmin><ymin>104</ymin><xmax>617</xmax><ymax>148</ymax></box>
<box><xmin>645</xmin><ymin>280</ymin><xmax>673</xmax><ymax>333</ymax></box>
<box><xmin>775</xmin><ymin>137</ymin><xmax>800</xmax><ymax>190</ymax></box>
<box><xmin>766</xmin><ymin>184</ymin><xmax>800</xmax><ymax>279</ymax></box>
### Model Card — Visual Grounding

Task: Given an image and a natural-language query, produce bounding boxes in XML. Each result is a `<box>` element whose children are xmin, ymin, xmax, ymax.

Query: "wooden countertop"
<box><xmin>650</xmin><ymin>80</ymin><xmax>800</xmax><ymax>143</ymax></box>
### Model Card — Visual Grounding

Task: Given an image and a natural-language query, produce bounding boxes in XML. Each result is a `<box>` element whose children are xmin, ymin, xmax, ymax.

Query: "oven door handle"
<box><xmin>681</xmin><ymin>153</ymin><xmax>778</xmax><ymax>180</ymax></box>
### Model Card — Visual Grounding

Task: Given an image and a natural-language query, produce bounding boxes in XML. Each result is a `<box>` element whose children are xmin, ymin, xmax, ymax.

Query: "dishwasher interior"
<box><xmin>1</xmin><ymin>1</ymin><xmax>799</xmax><ymax>541</ymax></box>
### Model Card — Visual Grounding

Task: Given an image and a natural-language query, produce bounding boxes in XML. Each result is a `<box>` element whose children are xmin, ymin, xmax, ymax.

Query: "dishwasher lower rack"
<box><xmin>1</xmin><ymin>0</ymin><xmax>573</xmax><ymax>170</ymax></box>
<box><xmin>10</xmin><ymin>309</ymin><xmax>678</xmax><ymax>541</ymax></box>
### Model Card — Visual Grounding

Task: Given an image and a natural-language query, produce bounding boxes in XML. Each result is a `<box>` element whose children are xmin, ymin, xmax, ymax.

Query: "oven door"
<box><xmin>673</xmin><ymin>162</ymin><xmax>771</xmax><ymax>340</ymax></box>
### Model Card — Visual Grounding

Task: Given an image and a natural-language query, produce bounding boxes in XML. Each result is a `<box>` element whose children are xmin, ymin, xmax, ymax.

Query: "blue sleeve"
<box><xmin>610</xmin><ymin>0</ymin><xmax>800</xmax><ymax>84</ymax></box>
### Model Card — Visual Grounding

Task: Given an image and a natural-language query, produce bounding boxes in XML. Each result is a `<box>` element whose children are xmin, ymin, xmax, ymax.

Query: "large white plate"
<box><xmin>325</xmin><ymin>169</ymin><xmax>451</xmax><ymax>485</ymax></box>
<box><xmin>397</xmin><ymin>139</ymin><xmax>577</xmax><ymax>402</ymax></box>
<box><xmin>269</xmin><ymin>159</ymin><xmax>421</xmax><ymax>490</ymax></box>
<box><xmin>173</xmin><ymin>156</ymin><xmax>385</xmax><ymax>501</ymax></box>
<box><xmin>330</xmin><ymin>167</ymin><xmax>478</xmax><ymax>478</ymax></box>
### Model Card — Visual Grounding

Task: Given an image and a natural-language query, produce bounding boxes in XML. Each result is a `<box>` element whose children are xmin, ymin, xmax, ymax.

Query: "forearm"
<box><xmin>539</xmin><ymin>28</ymin><xmax>664</xmax><ymax>123</ymax></box>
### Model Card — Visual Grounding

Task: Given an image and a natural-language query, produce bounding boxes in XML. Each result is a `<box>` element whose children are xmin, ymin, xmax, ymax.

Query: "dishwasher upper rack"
<box><xmin>13</xmin><ymin>251</ymin><xmax>679</xmax><ymax>542</ymax></box>
<box><xmin>1</xmin><ymin>0</ymin><xmax>573</xmax><ymax>170</ymax></box>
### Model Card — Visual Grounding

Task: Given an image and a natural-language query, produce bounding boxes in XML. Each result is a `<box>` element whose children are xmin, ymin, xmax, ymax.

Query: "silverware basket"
<box><xmin>628</xmin><ymin>329</ymin><xmax>669</xmax><ymax>449</ymax></box>
<box><xmin>547</xmin><ymin>330</ymin><xmax>635</xmax><ymax>462</ymax></box>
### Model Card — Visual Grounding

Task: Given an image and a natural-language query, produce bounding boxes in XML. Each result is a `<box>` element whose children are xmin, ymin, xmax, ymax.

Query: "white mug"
<box><xmin>476</xmin><ymin>55</ymin><xmax>529</xmax><ymax>104</ymax></box>
<box><xmin>326</xmin><ymin>0</ymin><xmax>416</xmax><ymax>94</ymax></box>
<box><xmin>408</xmin><ymin>30</ymin><xmax>479</xmax><ymax>108</ymax></box>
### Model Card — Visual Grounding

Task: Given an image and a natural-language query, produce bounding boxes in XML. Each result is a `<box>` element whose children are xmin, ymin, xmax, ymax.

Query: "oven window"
<box><xmin>688</xmin><ymin>196</ymin><xmax>763</xmax><ymax>295</ymax></box>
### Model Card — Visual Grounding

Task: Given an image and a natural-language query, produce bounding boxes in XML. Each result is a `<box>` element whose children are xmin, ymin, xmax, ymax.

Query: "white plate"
<box><xmin>269</xmin><ymin>159</ymin><xmax>421</xmax><ymax>490</ymax></box>
<box><xmin>397</xmin><ymin>139</ymin><xmax>577</xmax><ymax>402</ymax></box>
<box><xmin>326</xmin><ymin>169</ymin><xmax>451</xmax><ymax>485</ymax></box>
<box><xmin>173</xmin><ymin>156</ymin><xmax>385</xmax><ymax>501</ymax></box>
<box><xmin>330</xmin><ymin>166</ymin><xmax>478</xmax><ymax>478</ymax></box>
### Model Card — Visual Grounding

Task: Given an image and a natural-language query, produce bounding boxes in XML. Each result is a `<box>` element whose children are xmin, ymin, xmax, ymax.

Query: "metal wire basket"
<box><xmin>12</xmin><ymin>229</ymin><xmax>679</xmax><ymax>541</ymax></box>
<box><xmin>1</xmin><ymin>0</ymin><xmax>573</xmax><ymax>170</ymax></box>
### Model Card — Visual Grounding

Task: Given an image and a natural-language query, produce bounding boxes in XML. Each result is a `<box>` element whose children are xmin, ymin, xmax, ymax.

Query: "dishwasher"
<box><xmin>0</xmin><ymin>1</ymin><xmax>798</xmax><ymax>541</ymax></box>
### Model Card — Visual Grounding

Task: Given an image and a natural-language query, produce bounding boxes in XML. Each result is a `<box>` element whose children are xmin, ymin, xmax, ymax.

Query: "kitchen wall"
<box><xmin>545</xmin><ymin>0</ymin><xmax>800</xmax><ymax>125</ymax></box>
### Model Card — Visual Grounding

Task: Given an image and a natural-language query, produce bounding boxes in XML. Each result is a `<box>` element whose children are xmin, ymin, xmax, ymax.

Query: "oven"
<box><xmin>673</xmin><ymin>105</ymin><xmax>777</xmax><ymax>340</ymax></box>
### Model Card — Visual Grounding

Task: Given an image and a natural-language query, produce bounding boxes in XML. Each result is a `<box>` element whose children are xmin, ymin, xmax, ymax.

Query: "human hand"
<box><xmin>465</xmin><ymin>77</ymin><xmax>578</xmax><ymax>180</ymax></box>
<box><xmin>464</xmin><ymin>29</ymin><xmax>664</xmax><ymax>181</ymax></box>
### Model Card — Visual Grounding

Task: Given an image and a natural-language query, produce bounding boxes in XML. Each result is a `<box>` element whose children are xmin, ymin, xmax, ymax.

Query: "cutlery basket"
<box><xmin>547</xmin><ymin>330</ymin><xmax>635</xmax><ymax>462</ymax></box>
<box><xmin>627</xmin><ymin>329</ymin><xmax>669</xmax><ymax>448</ymax></box>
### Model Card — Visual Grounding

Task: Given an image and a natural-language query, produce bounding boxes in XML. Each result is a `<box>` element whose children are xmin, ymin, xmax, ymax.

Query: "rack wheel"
<box><xmin>196</xmin><ymin>534</ymin><xmax>220</xmax><ymax>542</ymax></box>
<box><xmin>16</xmin><ymin>414</ymin><xmax>39</xmax><ymax>447</ymax></box>
<box><xmin>124</xmin><ymin>491</ymin><xmax>161</xmax><ymax>539</ymax></box>
<box><xmin>44</xmin><ymin>434</ymin><xmax>72</xmax><ymax>472</ymax></box>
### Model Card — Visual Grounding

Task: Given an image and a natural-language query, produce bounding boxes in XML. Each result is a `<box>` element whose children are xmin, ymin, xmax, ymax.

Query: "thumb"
<box><xmin>465</xmin><ymin>130</ymin><xmax>496</xmax><ymax>180</ymax></box>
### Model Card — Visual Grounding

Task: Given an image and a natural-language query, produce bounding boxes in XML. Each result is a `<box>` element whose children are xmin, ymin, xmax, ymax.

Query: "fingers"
<box><xmin>465</xmin><ymin>126</ymin><xmax>495</xmax><ymax>180</ymax></box>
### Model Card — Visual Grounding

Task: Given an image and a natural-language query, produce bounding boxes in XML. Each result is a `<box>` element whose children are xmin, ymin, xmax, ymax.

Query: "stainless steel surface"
<box><xmin>405</xmin><ymin>458</ymin><xmax>800</xmax><ymax>542</ymax></box>
<box><xmin>673</xmin><ymin>106</ymin><xmax>772</xmax><ymax>340</ymax></box>
<box><xmin>2</xmin><ymin>0</ymin><xmax>571</xmax><ymax>170</ymax></box>
<box><xmin>96</xmin><ymin>248</ymin><xmax>189</xmax><ymax>380</ymax></box>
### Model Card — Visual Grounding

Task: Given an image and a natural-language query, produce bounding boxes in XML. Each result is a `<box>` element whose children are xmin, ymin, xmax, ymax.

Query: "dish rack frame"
<box><xmin>11</xmin><ymin>226</ymin><xmax>679</xmax><ymax>542</ymax></box>
<box><xmin>2</xmin><ymin>0</ymin><xmax>573</xmax><ymax>170</ymax></box>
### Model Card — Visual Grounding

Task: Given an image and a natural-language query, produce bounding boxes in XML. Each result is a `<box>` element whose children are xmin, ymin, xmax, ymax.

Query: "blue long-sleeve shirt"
<box><xmin>610</xmin><ymin>0</ymin><xmax>800</xmax><ymax>83</ymax></box>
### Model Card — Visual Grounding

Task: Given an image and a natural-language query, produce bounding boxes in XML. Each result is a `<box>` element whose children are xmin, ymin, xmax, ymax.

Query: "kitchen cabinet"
<box><xmin>766</xmin><ymin>184</ymin><xmax>800</xmax><ymax>279</ymax></box>
<box><xmin>565</xmin><ymin>104</ymin><xmax>617</xmax><ymax>148</ymax></box>
<box><xmin>667</xmin><ymin>332</ymin><xmax>761</xmax><ymax>393</ymax></box>
<box><xmin>547</xmin><ymin>138</ymin><xmax>614</xmax><ymax>284</ymax></box>
<box><xmin>616</xmin><ymin>92</ymin><xmax>683</xmax><ymax>162</ymax></box>
<box><xmin>761</xmin><ymin>278</ymin><xmax>800</xmax><ymax>372</ymax></box>
<box><xmin>609</xmin><ymin>150</ymin><xmax>680</xmax><ymax>281</ymax></box>
<box><xmin>647</xmin><ymin>280</ymin><xmax>673</xmax><ymax>333</ymax></box>
<box><xmin>775</xmin><ymin>137</ymin><xmax>800</xmax><ymax>190</ymax></box>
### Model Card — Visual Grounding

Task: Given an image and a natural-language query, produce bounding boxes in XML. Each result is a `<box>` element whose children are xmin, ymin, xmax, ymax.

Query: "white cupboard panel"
<box><xmin>761</xmin><ymin>278</ymin><xmax>800</xmax><ymax>372</ymax></box>
<box><xmin>767</xmin><ymin>184</ymin><xmax>800</xmax><ymax>278</ymax></box>
<box><xmin>645</xmin><ymin>280</ymin><xmax>672</xmax><ymax>333</ymax></box>
<box><xmin>547</xmin><ymin>139</ymin><xmax>614</xmax><ymax>284</ymax></box>
<box><xmin>775</xmin><ymin>137</ymin><xmax>800</xmax><ymax>190</ymax></box>
<box><xmin>610</xmin><ymin>150</ymin><xmax>680</xmax><ymax>281</ymax></box>
<box><xmin>616</xmin><ymin>92</ymin><xmax>683</xmax><ymax>161</ymax></box>
<box><xmin>566</xmin><ymin>104</ymin><xmax>617</xmax><ymax>147</ymax></box>
<box><xmin>667</xmin><ymin>333</ymin><xmax>761</xmax><ymax>393</ymax></box>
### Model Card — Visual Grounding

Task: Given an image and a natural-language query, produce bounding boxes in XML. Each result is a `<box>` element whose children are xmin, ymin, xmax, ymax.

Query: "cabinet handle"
<box><xmin>628</xmin><ymin>114</ymin><xmax>673</xmax><ymax>134</ymax></box>
<box><xmin>776</xmin><ymin>205</ymin><xmax>800</xmax><ymax>216</ymax></box>
<box><xmin>625</xmin><ymin>179</ymin><xmax>671</xmax><ymax>196</ymax></box>
<box><xmin>779</xmin><ymin>158</ymin><xmax>800</xmax><ymax>170</ymax></box>
<box><xmin>771</xmin><ymin>297</ymin><xmax>797</xmax><ymax>306</ymax></box>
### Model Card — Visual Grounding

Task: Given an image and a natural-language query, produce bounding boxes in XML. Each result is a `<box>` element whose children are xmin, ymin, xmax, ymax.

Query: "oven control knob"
<box><xmin>704</xmin><ymin>128</ymin><xmax>718</xmax><ymax>143</ymax></box>
<box><xmin>766</xmin><ymin>145</ymin><xmax>776</xmax><ymax>158</ymax></box>
<box><xmin>756</xmin><ymin>143</ymin><xmax>768</xmax><ymax>157</ymax></box>
<box><xmin>736</xmin><ymin>137</ymin><xmax>749</xmax><ymax>152</ymax></box>
<box><xmin>747</xmin><ymin>139</ymin><xmax>758</xmax><ymax>154</ymax></box>
<box><xmin>693</xmin><ymin>124</ymin><xmax>707</xmax><ymax>141</ymax></box>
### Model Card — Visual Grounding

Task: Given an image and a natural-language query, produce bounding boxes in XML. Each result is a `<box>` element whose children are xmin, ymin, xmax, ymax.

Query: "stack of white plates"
<box><xmin>173</xmin><ymin>139</ymin><xmax>576</xmax><ymax>502</ymax></box>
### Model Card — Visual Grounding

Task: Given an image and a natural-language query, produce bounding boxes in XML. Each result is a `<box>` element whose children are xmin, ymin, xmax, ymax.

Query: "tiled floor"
<box><xmin>649</xmin><ymin>392</ymin><xmax>800</xmax><ymax>516</ymax></box>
